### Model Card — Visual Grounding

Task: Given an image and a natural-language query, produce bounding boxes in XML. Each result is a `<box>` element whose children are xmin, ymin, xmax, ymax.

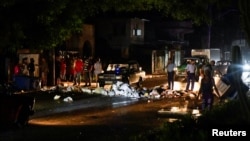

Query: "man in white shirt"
<box><xmin>94</xmin><ymin>57</ymin><xmax>103</xmax><ymax>87</ymax></box>
<box><xmin>185</xmin><ymin>60</ymin><xmax>196</xmax><ymax>91</ymax></box>
<box><xmin>166</xmin><ymin>59</ymin><xmax>176</xmax><ymax>90</ymax></box>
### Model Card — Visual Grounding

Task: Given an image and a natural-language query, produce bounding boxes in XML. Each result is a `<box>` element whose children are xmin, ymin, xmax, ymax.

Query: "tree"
<box><xmin>0</xmin><ymin>0</ymin><xmax>97</xmax><ymax>53</ymax></box>
<box><xmin>230</xmin><ymin>45</ymin><xmax>250</xmax><ymax>123</ymax></box>
<box><xmin>0</xmin><ymin>0</ymin><xmax>235</xmax><ymax>54</ymax></box>
<box><xmin>0</xmin><ymin>0</ymin><xmax>248</xmax><ymax>125</ymax></box>
<box><xmin>239</xmin><ymin>0</ymin><xmax>250</xmax><ymax>43</ymax></box>
<box><xmin>232</xmin><ymin>0</ymin><xmax>250</xmax><ymax>123</ymax></box>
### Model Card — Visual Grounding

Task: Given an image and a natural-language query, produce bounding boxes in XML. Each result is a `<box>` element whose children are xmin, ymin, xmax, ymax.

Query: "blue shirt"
<box><xmin>167</xmin><ymin>63</ymin><xmax>176</xmax><ymax>72</ymax></box>
<box><xmin>186</xmin><ymin>64</ymin><xmax>196</xmax><ymax>73</ymax></box>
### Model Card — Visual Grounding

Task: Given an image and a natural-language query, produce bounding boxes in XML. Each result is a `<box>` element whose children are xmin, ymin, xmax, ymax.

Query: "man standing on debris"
<box><xmin>166</xmin><ymin>59</ymin><xmax>176</xmax><ymax>90</ymax></box>
<box><xmin>185</xmin><ymin>59</ymin><xmax>196</xmax><ymax>92</ymax></box>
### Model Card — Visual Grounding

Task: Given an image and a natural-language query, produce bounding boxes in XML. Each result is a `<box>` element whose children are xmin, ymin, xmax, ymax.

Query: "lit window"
<box><xmin>137</xmin><ymin>29</ymin><xmax>141</xmax><ymax>36</ymax></box>
<box><xmin>133</xmin><ymin>29</ymin><xmax>142</xmax><ymax>36</ymax></box>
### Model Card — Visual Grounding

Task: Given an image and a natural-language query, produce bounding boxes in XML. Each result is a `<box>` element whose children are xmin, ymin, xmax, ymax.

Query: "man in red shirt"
<box><xmin>74</xmin><ymin>56</ymin><xmax>83</xmax><ymax>86</ymax></box>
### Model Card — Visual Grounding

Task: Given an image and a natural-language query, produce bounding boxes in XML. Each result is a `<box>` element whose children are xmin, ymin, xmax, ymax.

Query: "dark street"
<box><xmin>0</xmin><ymin>1</ymin><xmax>249</xmax><ymax>140</ymax></box>
<box><xmin>1</xmin><ymin>76</ymin><xmax>190</xmax><ymax>141</ymax></box>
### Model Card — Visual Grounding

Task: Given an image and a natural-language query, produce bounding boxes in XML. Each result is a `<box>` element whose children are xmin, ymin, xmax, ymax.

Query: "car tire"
<box><xmin>16</xmin><ymin>106</ymin><xmax>30</xmax><ymax>127</ymax></box>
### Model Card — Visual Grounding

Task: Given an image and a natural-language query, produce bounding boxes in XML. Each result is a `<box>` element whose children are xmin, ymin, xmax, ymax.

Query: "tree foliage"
<box><xmin>239</xmin><ymin>0</ymin><xmax>250</xmax><ymax>44</ymax></box>
<box><xmin>0</xmin><ymin>0</ymin><xmax>236</xmax><ymax>53</ymax></box>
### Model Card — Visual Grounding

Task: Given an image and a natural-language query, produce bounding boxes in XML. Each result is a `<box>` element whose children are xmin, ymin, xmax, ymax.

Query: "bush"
<box><xmin>132</xmin><ymin>99</ymin><xmax>250</xmax><ymax>141</ymax></box>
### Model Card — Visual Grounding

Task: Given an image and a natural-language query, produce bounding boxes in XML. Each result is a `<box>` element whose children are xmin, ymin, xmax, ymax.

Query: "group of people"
<box><xmin>166</xmin><ymin>58</ymin><xmax>220</xmax><ymax>111</ymax></box>
<box><xmin>56</xmin><ymin>55</ymin><xmax>103</xmax><ymax>87</ymax></box>
<box><xmin>13</xmin><ymin>57</ymin><xmax>49</xmax><ymax>87</ymax></box>
<box><xmin>14</xmin><ymin>57</ymin><xmax>36</xmax><ymax>77</ymax></box>
<box><xmin>13</xmin><ymin>55</ymin><xmax>103</xmax><ymax>88</ymax></box>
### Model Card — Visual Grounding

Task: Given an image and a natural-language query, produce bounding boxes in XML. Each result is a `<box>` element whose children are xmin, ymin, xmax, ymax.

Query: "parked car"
<box><xmin>97</xmin><ymin>60</ymin><xmax>146</xmax><ymax>87</ymax></box>
<box><xmin>0</xmin><ymin>82</ymin><xmax>35</xmax><ymax>128</ymax></box>
<box><xmin>214</xmin><ymin>60</ymin><xmax>232</xmax><ymax>77</ymax></box>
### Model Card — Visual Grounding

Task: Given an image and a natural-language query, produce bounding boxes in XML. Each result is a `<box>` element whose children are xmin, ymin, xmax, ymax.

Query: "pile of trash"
<box><xmin>41</xmin><ymin>81</ymin><xmax>197</xmax><ymax>103</ymax></box>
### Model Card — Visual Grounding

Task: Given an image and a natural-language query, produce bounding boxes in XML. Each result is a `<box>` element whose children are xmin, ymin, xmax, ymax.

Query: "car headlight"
<box><xmin>243</xmin><ymin>64</ymin><xmax>250</xmax><ymax>70</ymax></box>
<box><xmin>98</xmin><ymin>76</ymin><xmax>104</xmax><ymax>78</ymax></box>
<box><xmin>116</xmin><ymin>76</ymin><xmax>122</xmax><ymax>79</ymax></box>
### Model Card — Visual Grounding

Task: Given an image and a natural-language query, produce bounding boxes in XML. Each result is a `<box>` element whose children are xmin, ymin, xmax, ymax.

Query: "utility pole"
<box><xmin>52</xmin><ymin>48</ymin><xmax>55</xmax><ymax>85</ymax></box>
<box><xmin>207</xmin><ymin>4</ymin><xmax>212</xmax><ymax>49</ymax></box>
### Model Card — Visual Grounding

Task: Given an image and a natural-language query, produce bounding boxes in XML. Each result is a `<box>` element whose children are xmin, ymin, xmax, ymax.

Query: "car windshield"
<box><xmin>106</xmin><ymin>64</ymin><xmax>129</xmax><ymax>71</ymax></box>
<box><xmin>181</xmin><ymin>58</ymin><xmax>200</xmax><ymax>65</ymax></box>
<box><xmin>216</xmin><ymin>61</ymin><xmax>231</xmax><ymax>66</ymax></box>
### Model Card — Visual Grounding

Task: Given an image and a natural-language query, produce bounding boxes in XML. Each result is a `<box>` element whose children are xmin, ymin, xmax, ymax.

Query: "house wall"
<box><xmin>95</xmin><ymin>18</ymin><xmax>194</xmax><ymax>74</ymax></box>
<box><xmin>95</xmin><ymin>18</ymin><xmax>145</xmax><ymax>59</ymax></box>
<box><xmin>130</xmin><ymin>18</ymin><xmax>145</xmax><ymax>43</ymax></box>
<box><xmin>65</xmin><ymin>24</ymin><xmax>95</xmax><ymax>58</ymax></box>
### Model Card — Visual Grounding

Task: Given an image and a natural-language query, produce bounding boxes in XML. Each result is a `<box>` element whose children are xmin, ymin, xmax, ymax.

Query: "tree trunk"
<box><xmin>231</xmin><ymin>45</ymin><xmax>250</xmax><ymax>123</ymax></box>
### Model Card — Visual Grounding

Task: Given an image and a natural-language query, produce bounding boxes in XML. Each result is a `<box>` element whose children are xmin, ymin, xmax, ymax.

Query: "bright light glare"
<box><xmin>243</xmin><ymin>64</ymin><xmax>250</xmax><ymax>70</ymax></box>
<box><xmin>112</xmin><ymin>99</ymin><xmax>138</xmax><ymax>108</ymax></box>
<box><xmin>192</xmin><ymin>109</ymin><xmax>200</xmax><ymax>115</ymax></box>
<box><xmin>170</xmin><ymin>107</ymin><xmax>180</xmax><ymax>112</ymax></box>
<box><xmin>173</xmin><ymin>81</ymin><xmax>200</xmax><ymax>92</ymax></box>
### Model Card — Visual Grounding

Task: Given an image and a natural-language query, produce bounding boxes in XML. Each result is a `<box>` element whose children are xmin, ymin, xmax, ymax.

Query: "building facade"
<box><xmin>94</xmin><ymin>17</ymin><xmax>193</xmax><ymax>74</ymax></box>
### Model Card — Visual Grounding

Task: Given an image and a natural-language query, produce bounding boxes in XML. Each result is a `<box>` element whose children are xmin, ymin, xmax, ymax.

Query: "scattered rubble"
<box><xmin>63</xmin><ymin>96</ymin><xmax>73</xmax><ymax>102</ymax></box>
<box><xmin>40</xmin><ymin>81</ymin><xmax>199</xmax><ymax>103</ymax></box>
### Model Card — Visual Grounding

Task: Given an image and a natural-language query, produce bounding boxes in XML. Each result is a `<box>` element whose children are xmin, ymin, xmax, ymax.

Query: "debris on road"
<box><xmin>39</xmin><ymin>80</ymin><xmax>200</xmax><ymax>105</ymax></box>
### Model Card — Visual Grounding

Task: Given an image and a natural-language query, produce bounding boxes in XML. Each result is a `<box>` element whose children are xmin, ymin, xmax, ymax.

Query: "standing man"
<box><xmin>74</xmin><ymin>56</ymin><xmax>83</xmax><ymax>86</ymax></box>
<box><xmin>201</xmin><ymin>60</ymin><xmax>216</xmax><ymax>78</ymax></box>
<box><xmin>40</xmin><ymin>58</ymin><xmax>49</xmax><ymax>87</ymax></box>
<box><xmin>166</xmin><ymin>59</ymin><xmax>176</xmax><ymax>90</ymax></box>
<box><xmin>83</xmin><ymin>56</ymin><xmax>92</xmax><ymax>87</ymax></box>
<box><xmin>209</xmin><ymin>60</ymin><xmax>216</xmax><ymax>77</ymax></box>
<box><xmin>89</xmin><ymin>56</ymin><xmax>95</xmax><ymax>82</ymax></box>
<box><xmin>198</xmin><ymin>69</ymin><xmax>220</xmax><ymax>111</ymax></box>
<box><xmin>60</xmin><ymin>58</ymin><xmax>67</xmax><ymax>81</ymax></box>
<box><xmin>28</xmin><ymin>58</ymin><xmax>35</xmax><ymax>77</ymax></box>
<box><xmin>94</xmin><ymin>57</ymin><xmax>103</xmax><ymax>87</ymax></box>
<box><xmin>55</xmin><ymin>56</ymin><xmax>61</xmax><ymax>85</ymax></box>
<box><xmin>185</xmin><ymin>60</ymin><xmax>196</xmax><ymax>92</ymax></box>
<box><xmin>21</xmin><ymin>57</ymin><xmax>29</xmax><ymax>76</ymax></box>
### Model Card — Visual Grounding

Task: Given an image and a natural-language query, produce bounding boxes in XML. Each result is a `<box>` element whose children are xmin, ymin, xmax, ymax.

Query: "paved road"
<box><xmin>0</xmin><ymin>75</ymin><xmax>199</xmax><ymax>141</ymax></box>
<box><xmin>31</xmin><ymin>74</ymin><xmax>168</xmax><ymax>118</ymax></box>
